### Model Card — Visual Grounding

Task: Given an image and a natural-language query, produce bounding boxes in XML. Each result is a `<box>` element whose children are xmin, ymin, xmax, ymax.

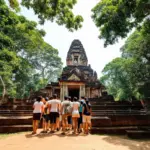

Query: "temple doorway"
<box><xmin>68</xmin><ymin>88</ymin><xmax>79</xmax><ymax>100</ymax></box>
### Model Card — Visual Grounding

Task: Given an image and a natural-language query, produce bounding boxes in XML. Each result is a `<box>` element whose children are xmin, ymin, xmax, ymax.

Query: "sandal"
<box><xmin>31</xmin><ymin>132</ymin><xmax>36</xmax><ymax>135</ymax></box>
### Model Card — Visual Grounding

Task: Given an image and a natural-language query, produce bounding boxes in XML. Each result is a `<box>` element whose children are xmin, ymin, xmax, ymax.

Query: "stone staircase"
<box><xmin>89</xmin><ymin>98</ymin><xmax>150</xmax><ymax>138</ymax></box>
<box><xmin>0</xmin><ymin>100</ymin><xmax>33</xmax><ymax>133</ymax></box>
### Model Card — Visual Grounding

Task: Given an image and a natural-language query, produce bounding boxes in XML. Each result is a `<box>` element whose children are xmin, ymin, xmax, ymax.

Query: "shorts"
<box><xmin>43</xmin><ymin>114</ymin><xmax>49</xmax><ymax>123</ymax></box>
<box><xmin>49</xmin><ymin>112</ymin><xmax>59</xmax><ymax>124</ymax></box>
<box><xmin>72</xmin><ymin>113</ymin><xmax>80</xmax><ymax>118</ymax></box>
<box><xmin>68</xmin><ymin>116</ymin><xmax>72</xmax><ymax>124</ymax></box>
<box><xmin>83</xmin><ymin>115</ymin><xmax>91</xmax><ymax>123</ymax></box>
<box><xmin>33</xmin><ymin>113</ymin><xmax>41</xmax><ymax>120</ymax></box>
<box><xmin>57</xmin><ymin>113</ymin><xmax>60</xmax><ymax>118</ymax></box>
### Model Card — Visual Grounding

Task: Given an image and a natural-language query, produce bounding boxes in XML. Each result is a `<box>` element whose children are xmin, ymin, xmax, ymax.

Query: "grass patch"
<box><xmin>0</xmin><ymin>132</ymin><xmax>28</xmax><ymax>139</ymax></box>
<box><xmin>0</xmin><ymin>133</ymin><xmax>17</xmax><ymax>139</ymax></box>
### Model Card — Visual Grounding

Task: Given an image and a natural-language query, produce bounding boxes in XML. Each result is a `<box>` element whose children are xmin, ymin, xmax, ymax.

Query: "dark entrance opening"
<box><xmin>68</xmin><ymin>89</ymin><xmax>79</xmax><ymax>100</ymax></box>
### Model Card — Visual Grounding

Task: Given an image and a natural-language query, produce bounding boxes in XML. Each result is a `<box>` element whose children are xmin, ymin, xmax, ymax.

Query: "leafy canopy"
<box><xmin>92</xmin><ymin>0</ymin><xmax>150</xmax><ymax>46</ymax></box>
<box><xmin>8</xmin><ymin>0</ymin><xmax>83</xmax><ymax>31</ymax></box>
<box><xmin>0</xmin><ymin>1</ymin><xmax>62</xmax><ymax>99</ymax></box>
<box><xmin>100</xmin><ymin>20</ymin><xmax>150</xmax><ymax>100</ymax></box>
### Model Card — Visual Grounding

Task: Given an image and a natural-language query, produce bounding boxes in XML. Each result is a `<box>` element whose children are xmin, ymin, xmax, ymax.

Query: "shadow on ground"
<box><xmin>102</xmin><ymin>135</ymin><xmax>150</xmax><ymax>150</ymax></box>
<box><xmin>25</xmin><ymin>131</ymin><xmax>88</xmax><ymax>139</ymax></box>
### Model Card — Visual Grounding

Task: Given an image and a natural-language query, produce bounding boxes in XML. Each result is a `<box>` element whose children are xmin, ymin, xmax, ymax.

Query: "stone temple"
<box><xmin>39</xmin><ymin>39</ymin><xmax>105</xmax><ymax>100</ymax></box>
<box><xmin>1</xmin><ymin>40</ymin><xmax>150</xmax><ymax>137</ymax></box>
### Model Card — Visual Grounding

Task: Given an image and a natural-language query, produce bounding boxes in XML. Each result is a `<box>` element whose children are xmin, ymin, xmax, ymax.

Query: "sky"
<box><xmin>19</xmin><ymin>0</ymin><xmax>126</xmax><ymax>77</ymax></box>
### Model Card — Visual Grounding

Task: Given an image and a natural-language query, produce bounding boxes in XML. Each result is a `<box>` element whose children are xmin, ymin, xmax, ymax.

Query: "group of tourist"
<box><xmin>32</xmin><ymin>94</ymin><xmax>92</xmax><ymax>135</ymax></box>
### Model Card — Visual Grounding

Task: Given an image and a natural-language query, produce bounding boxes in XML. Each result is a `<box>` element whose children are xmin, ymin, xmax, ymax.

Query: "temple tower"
<box><xmin>66</xmin><ymin>39</ymin><xmax>88</xmax><ymax>66</ymax></box>
<box><xmin>42</xmin><ymin>39</ymin><xmax>104</xmax><ymax>100</ymax></box>
<box><xmin>58</xmin><ymin>39</ymin><xmax>103</xmax><ymax>100</ymax></box>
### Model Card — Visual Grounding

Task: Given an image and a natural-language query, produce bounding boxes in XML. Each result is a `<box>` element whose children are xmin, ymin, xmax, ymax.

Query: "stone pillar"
<box><xmin>60</xmin><ymin>85</ymin><xmax>68</xmax><ymax>101</ymax></box>
<box><xmin>60</xmin><ymin>85</ymin><xmax>63</xmax><ymax>101</ymax></box>
<box><xmin>64</xmin><ymin>85</ymin><xmax>68</xmax><ymax>97</ymax></box>
<box><xmin>85</xmin><ymin>87</ymin><xmax>90</xmax><ymax>98</ymax></box>
<box><xmin>79</xmin><ymin>85</ymin><xmax>85</xmax><ymax>98</ymax></box>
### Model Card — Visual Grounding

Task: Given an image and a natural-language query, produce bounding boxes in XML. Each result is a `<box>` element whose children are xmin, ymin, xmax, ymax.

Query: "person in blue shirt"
<box><xmin>78</xmin><ymin>96</ymin><xmax>85</xmax><ymax>133</ymax></box>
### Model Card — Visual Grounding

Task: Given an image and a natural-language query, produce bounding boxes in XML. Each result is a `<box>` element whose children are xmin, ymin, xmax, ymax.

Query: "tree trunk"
<box><xmin>0</xmin><ymin>76</ymin><xmax>6</xmax><ymax>102</ymax></box>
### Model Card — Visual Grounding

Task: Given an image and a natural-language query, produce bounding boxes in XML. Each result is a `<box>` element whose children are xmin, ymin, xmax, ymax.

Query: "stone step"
<box><xmin>0</xmin><ymin>105</ymin><xmax>32</xmax><ymax>110</ymax></box>
<box><xmin>91</xmin><ymin>117</ymin><xmax>112</xmax><ymax>127</ymax></box>
<box><xmin>91</xmin><ymin>105</ymin><xmax>143</xmax><ymax>110</ymax></box>
<box><xmin>90</xmin><ymin>102</ymin><xmax>142</xmax><ymax>106</ymax></box>
<box><xmin>0</xmin><ymin>110</ymin><xmax>33</xmax><ymax>116</ymax></box>
<box><xmin>92</xmin><ymin>111</ymin><xmax>146</xmax><ymax>117</ymax></box>
<box><xmin>0</xmin><ymin>110</ymin><xmax>32</xmax><ymax>113</ymax></box>
<box><xmin>0</xmin><ymin>113</ymin><xmax>32</xmax><ymax>116</ymax></box>
<box><xmin>92</xmin><ymin>109</ymin><xmax>146</xmax><ymax>113</ymax></box>
<box><xmin>92</xmin><ymin>115</ymin><xmax>150</xmax><ymax>126</ymax></box>
<box><xmin>0</xmin><ymin>116</ymin><xmax>32</xmax><ymax>126</ymax></box>
<box><xmin>91</xmin><ymin>126</ymin><xmax>139</xmax><ymax>135</ymax></box>
<box><xmin>0</xmin><ymin>125</ymin><xmax>32</xmax><ymax>133</ymax></box>
<box><xmin>90</xmin><ymin>102</ymin><xmax>131</xmax><ymax>105</ymax></box>
<box><xmin>126</xmin><ymin>130</ymin><xmax>150</xmax><ymax>139</ymax></box>
<box><xmin>89</xmin><ymin>99</ymin><xmax>141</xmax><ymax>104</ymax></box>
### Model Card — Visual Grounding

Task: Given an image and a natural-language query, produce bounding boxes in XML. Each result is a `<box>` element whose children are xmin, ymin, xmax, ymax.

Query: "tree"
<box><xmin>100</xmin><ymin>20</ymin><xmax>150</xmax><ymax>100</ymax></box>
<box><xmin>0</xmin><ymin>49</ymin><xmax>20</xmax><ymax>100</ymax></box>
<box><xmin>92</xmin><ymin>0</ymin><xmax>150</xmax><ymax>46</ymax></box>
<box><xmin>8</xmin><ymin>0</ymin><xmax>83</xmax><ymax>31</ymax></box>
<box><xmin>24</xmin><ymin>43</ymin><xmax>62</xmax><ymax>82</ymax></box>
<box><xmin>0</xmin><ymin>1</ymin><xmax>63</xmax><ymax>100</ymax></box>
<box><xmin>100</xmin><ymin>58</ymin><xmax>137</xmax><ymax>100</ymax></box>
<box><xmin>121</xmin><ymin>20</ymin><xmax>150</xmax><ymax>99</ymax></box>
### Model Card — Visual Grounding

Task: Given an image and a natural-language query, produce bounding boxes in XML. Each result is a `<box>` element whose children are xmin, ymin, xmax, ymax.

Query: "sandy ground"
<box><xmin>0</xmin><ymin>130</ymin><xmax>150</xmax><ymax>150</ymax></box>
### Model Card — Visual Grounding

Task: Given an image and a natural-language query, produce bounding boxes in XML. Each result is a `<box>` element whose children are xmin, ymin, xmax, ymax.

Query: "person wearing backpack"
<box><xmin>82</xmin><ymin>98</ymin><xmax>92</xmax><ymax>134</ymax></box>
<box><xmin>72</xmin><ymin>97</ymin><xmax>80</xmax><ymax>134</ymax></box>
<box><xmin>61</xmin><ymin>96</ymin><xmax>72</xmax><ymax>135</ymax></box>
<box><xmin>67</xmin><ymin>96</ymin><xmax>72</xmax><ymax>130</ymax></box>
<box><xmin>41</xmin><ymin>97</ymin><xmax>49</xmax><ymax>133</ymax></box>
<box><xmin>78</xmin><ymin>96</ymin><xmax>85</xmax><ymax>133</ymax></box>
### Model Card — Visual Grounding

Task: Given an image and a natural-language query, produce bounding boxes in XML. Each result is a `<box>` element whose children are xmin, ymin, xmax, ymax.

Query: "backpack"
<box><xmin>85</xmin><ymin>103</ymin><xmax>90</xmax><ymax>113</ymax></box>
<box><xmin>64</xmin><ymin>102</ymin><xmax>72</xmax><ymax>115</ymax></box>
<box><xmin>79</xmin><ymin>100</ymin><xmax>84</xmax><ymax>112</ymax></box>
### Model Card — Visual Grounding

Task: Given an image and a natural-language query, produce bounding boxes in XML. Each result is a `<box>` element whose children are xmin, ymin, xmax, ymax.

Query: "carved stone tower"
<box><xmin>42</xmin><ymin>39</ymin><xmax>104</xmax><ymax>100</ymax></box>
<box><xmin>66</xmin><ymin>39</ymin><xmax>88</xmax><ymax>66</ymax></box>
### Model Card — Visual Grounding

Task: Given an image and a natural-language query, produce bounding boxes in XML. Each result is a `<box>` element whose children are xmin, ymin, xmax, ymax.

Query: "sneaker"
<box><xmin>50</xmin><ymin>131</ymin><xmax>55</xmax><ymax>133</ymax></box>
<box><xmin>61</xmin><ymin>132</ymin><xmax>65</xmax><ymax>135</ymax></box>
<box><xmin>31</xmin><ymin>132</ymin><xmax>36</xmax><ymax>135</ymax></box>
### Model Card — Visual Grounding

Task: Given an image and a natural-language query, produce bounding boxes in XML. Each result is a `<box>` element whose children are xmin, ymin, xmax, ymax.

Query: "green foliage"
<box><xmin>92</xmin><ymin>0</ymin><xmax>150</xmax><ymax>46</ymax></box>
<box><xmin>0</xmin><ymin>1</ymin><xmax>62</xmax><ymax>99</ymax></box>
<box><xmin>100</xmin><ymin>19</ymin><xmax>150</xmax><ymax>100</ymax></box>
<box><xmin>8</xmin><ymin>0</ymin><xmax>83</xmax><ymax>31</ymax></box>
<box><xmin>101</xmin><ymin>58</ymin><xmax>136</xmax><ymax>100</ymax></box>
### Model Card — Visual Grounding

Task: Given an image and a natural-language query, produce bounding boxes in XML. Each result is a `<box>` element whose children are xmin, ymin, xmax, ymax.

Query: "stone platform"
<box><xmin>90</xmin><ymin>98</ymin><xmax>150</xmax><ymax>138</ymax></box>
<box><xmin>0</xmin><ymin>101</ymin><xmax>33</xmax><ymax>133</ymax></box>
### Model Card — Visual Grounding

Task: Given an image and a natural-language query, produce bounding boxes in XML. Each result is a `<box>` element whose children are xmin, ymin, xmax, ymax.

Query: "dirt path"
<box><xmin>0</xmin><ymin>131</ymin><xmax>150</xmax><ymax>150</ymax></box>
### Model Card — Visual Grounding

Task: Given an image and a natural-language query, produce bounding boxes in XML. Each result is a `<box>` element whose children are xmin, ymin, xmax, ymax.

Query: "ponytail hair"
<box><xmin>37</xmin><ymin>96</ymin><xmax>42</xmax><ymax>102</ymax></box>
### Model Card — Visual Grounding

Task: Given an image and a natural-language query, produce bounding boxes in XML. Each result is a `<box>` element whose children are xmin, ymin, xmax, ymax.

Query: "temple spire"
<box><xmin>66</xmin><ymin>39</ymin><xmax>88</xmax><ymax>66</ymax></box>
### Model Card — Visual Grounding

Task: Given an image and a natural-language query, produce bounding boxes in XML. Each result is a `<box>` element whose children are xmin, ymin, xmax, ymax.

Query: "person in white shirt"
<box><xmin>48</xmin><ymin>94</ymin><xmax>61</xmax><ymax>133</ymax></box>
<box><xmin>55</xmin><ymin>97</ymin><xmax>61</xmax><ymax>131</ymax></box>
<box><xmin>72</xmin><ymin>97</ymin><xmax>80</xmax><ymax>134</ymax></box>
<box><xmin>32</xmin><ymin>96</ymin><xmax>44</xmax><ymax>134</ymax></box>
